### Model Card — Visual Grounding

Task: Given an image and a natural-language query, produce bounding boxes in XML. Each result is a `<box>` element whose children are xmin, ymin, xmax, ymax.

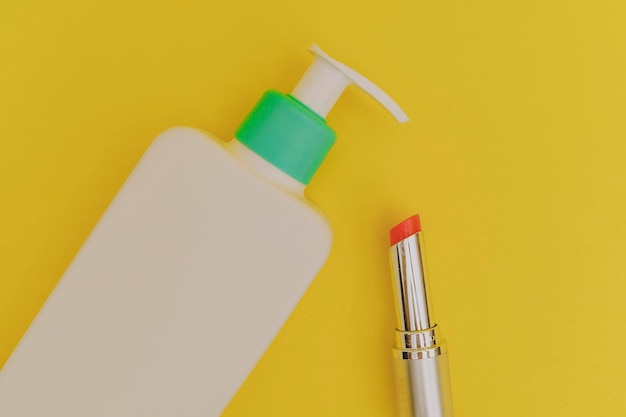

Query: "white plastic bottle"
<box><xmin>0</xmin><ymin>45</ymin><xmax>408</xmax><ymax>416</ymax></box>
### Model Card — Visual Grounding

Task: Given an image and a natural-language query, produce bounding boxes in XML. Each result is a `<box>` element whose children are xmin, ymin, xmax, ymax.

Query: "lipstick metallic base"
<box><xmin>392</xmin><ymin>328</ymin><xmax>453</xmax><ymax>417</ymax></box>
<box><xmin>393</xmin><ymin>353</ymin><xmax>453</xmax><ymax>417</ymax></box>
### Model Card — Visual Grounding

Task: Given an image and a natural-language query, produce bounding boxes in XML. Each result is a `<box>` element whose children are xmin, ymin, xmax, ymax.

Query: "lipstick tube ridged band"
<box><xmin>394</xmin><ymin>326</ymin><xmax>447</xmax><ymax>359</ymax></box>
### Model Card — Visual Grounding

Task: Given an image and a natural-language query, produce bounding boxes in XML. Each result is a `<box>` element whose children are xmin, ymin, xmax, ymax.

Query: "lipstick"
<box><xmin>388</xmin><ymin>214</ymin><xmax>454</xmax><ymax>417</ymax></box>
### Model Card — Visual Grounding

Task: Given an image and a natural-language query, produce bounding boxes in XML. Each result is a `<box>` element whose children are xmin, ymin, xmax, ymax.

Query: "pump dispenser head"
<box><xmin>235</xmin><ymin>44</ymin><xmax>408</xmax><ymax>185</ymax></box>
<box><xmin>292</xmin><ymin>45</ymin><xmax>409</xmax><ymax>121</ymax></box>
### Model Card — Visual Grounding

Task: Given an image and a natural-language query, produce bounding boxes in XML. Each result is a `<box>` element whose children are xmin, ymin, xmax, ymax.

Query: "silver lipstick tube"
<box><xmin>389</xmin><ymin>229</ymin><xmax>454</xmax><ymax>417</ymax></box>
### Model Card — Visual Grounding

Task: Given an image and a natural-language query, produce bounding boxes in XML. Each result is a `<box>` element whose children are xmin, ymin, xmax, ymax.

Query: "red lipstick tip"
<box><xmin>389</xmin><ymin>214</ymin><xmax>422</xmax><ymax>246</ymax></box>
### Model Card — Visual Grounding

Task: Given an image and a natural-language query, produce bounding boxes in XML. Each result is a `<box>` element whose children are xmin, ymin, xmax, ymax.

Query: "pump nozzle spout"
<box><xmin>291</xmin><ymin>44</ymin><xmax>409</xmax><ymax>122</ymax></box>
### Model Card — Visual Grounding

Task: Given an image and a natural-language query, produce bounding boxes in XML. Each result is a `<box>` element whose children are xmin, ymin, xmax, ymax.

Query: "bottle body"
<box><xmin>0</xmin><ymin>127</ymin><xmax>332</xmax><ymax>417</ymax></box>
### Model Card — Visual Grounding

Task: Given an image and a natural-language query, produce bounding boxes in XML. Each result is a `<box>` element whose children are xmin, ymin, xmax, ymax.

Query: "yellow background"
<box><xmin>1</xmin><ymin>0</ymin><xmax>626</xmax><ymax>416</ymax></box>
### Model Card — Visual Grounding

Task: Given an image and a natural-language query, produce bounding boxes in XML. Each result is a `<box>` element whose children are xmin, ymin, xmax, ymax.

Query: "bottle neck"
<box><xmin>234</xmin><ymin>90</ymin><xmax>336</xmax><ymax>185</ymax></box>
<box><xmin>227</xmin><ymin>139</ymin><xmax>306</xmax><ymax>196</ymax></box>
